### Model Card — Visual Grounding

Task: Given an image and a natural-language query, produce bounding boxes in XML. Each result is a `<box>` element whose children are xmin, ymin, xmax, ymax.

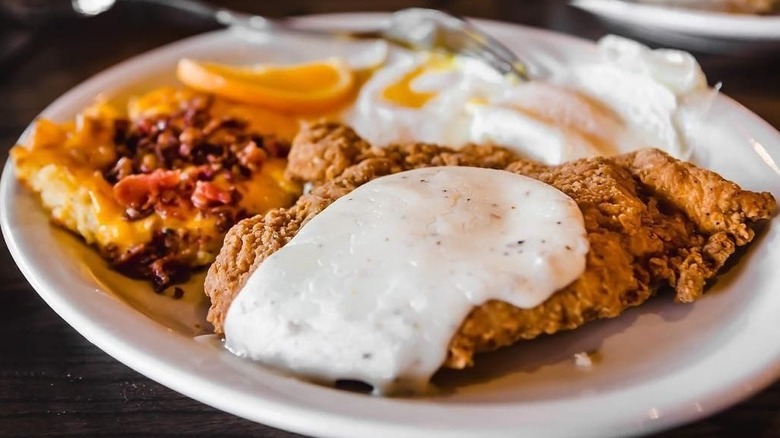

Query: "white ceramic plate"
<box><xmin>571</xmin><ymin>0</ymin><xmax>780</xmax><ymax>52</ymax></box>
<box><xmin>2</xmin><ymin>13</ymin><xmax>780</xmax><ymax>438</ymax></box>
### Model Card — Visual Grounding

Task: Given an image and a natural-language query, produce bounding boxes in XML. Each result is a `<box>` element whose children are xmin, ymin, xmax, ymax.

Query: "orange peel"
<box><xmin>176</xmin><ymin>58</ymin><xmax>355</xmax><ymax>113</ymax></box>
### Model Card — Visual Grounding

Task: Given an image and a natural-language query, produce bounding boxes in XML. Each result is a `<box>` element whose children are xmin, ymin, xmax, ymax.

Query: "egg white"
<box><xmin>343</xmin><ymin>35</ymin><xmax>713</xmax><ymax>164</ymax></box>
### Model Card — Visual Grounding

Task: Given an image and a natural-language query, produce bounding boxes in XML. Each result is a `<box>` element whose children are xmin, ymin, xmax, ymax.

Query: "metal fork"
<box><xmin>344</xmin><ymin>9</ymin><xmax>530</xmax><ymax>81</ymax></box>
<box><xmin>80</xmin><ymin>1</ymin><xmax>529</xmax><ymax>81</ymax></box>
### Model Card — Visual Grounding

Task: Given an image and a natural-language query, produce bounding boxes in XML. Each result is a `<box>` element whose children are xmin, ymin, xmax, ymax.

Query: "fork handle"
<box><xmin>129</xmin><ymin>0</ymin><xmax>360</xmax><ymax>38</ymax></box>
<box><xmin>128</xmin><ymin>0</ymin><xmax>275</xmax><ymax>31</ymax></box>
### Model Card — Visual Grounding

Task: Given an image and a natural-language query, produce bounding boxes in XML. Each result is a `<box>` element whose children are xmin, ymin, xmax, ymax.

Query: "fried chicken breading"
<box><xmin>205</xmin><ymin>122</ymin><xmax>776</xmax><ymax>369</ymax></box>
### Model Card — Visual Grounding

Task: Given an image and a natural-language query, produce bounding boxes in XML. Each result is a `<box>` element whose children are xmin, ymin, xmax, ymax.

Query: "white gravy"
<box><xmin>224</xmin><ymin>167</ymin><xmax>589</xmax><ymax>395</ymax></box>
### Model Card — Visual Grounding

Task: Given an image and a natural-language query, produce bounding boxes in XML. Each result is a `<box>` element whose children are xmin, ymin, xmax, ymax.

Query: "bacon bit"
<box><xmin>113</xmin><ymin>119</ymin><xmax>130</xmax><ymax>144</ymax></box>
<box><xmin>237</xmin><ymin>141</ymin><xmax>267</xmax><ymax>171</ymax></box>
<box><xmin>103</xmin><ymin>95</ymin><xmax>291</xmax><ymax>289</ymax></box>
<box><xmin>191</xmin><ymin>180</ymin><xmax>233</xmax><ymax>210</ymax></box>
<box><xmin>113</xmin><ymin>169</ymin><xmax>181</xmax><ymax>210</ymax></box>
<box><xmin>261</xmin><ymin>136</ymin><xmax>291</xmax><ymax>157</ymax></box>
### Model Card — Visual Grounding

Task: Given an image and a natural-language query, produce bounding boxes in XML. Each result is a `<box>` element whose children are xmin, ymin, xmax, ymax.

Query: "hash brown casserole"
<box><xmin>11</xmin><ymin>88</ymin><xmax>300</xmax><ymax>290</ymax></box>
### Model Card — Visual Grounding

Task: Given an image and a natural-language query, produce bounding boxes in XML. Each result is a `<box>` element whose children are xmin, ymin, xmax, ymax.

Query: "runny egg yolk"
<box><xmin>380</xmin><ymin>56</ymin><xmax>454</xmax><ymax>109</ymax></box>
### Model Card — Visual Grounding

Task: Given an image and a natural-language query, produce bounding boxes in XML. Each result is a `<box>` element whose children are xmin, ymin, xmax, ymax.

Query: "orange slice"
<box><xmin>176</xmin><ymin>58</ymin><xmax>355</xmax><ymax>113</ymax></box>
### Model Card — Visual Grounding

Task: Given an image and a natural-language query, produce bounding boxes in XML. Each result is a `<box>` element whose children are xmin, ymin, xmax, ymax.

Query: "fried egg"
<box><xmin>345</xmin><ymin>35</ymin><xmax>712</xmax><ymax>164</ymax></box>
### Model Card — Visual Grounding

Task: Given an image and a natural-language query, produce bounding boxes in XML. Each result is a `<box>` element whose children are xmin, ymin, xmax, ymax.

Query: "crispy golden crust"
<box><xmin>205</xmin><ymin>122</ymin><xmax>776</xmax><ymax>369</ymax></box>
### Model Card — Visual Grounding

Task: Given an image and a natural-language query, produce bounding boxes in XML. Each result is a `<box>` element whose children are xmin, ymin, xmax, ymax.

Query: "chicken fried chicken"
<box><xmin>205</xmin><ymin>122</ymin><xmax>776</xmax><ymax>369</ymax></box>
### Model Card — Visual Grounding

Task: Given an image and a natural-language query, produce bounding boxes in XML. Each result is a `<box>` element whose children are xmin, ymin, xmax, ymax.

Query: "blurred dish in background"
<box><xmin>629</xmin><ymin>0</ymin><xmax>778</xmax><ymax>14</ymax></box>
<box><xmin>571</xmin><ymin>0</ymin><xmax>780</xmax><ymax>53</ymax></box>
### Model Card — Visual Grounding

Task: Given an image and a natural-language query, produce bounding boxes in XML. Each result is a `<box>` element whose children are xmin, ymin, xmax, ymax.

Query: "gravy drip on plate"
<box><xmin>225</xmin><ymin>167</ymin><xmax>589</xmax><ymax>395</ymax></box>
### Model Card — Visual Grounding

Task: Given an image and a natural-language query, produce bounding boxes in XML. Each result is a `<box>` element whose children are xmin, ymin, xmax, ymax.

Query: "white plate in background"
<box><xmin>571</xmin><ymin>0</ymin><xmax>780</xmax><ymax>52</ymax></box>
<box><xmin>1</xmin><ymin>13</ymin><xmax>780</xmax><ymax>438</ymax></box>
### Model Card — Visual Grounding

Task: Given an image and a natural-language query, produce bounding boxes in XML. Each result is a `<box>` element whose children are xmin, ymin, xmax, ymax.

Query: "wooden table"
<box><xmin>1</xmin><ymin>1</ymin><xmax>778</xmax><ymax>436</ymax></box>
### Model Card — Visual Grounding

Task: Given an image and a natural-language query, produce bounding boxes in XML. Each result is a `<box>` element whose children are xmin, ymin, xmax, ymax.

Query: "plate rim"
<box><xmin>571</xmin><ymin>0</ymin><xmax>780</xmax><ymax>39</ymax></box>
<box><xmin>2</xmin><ymin>13</ymin><xmax>780</xmax><ymax>438</ymax></box>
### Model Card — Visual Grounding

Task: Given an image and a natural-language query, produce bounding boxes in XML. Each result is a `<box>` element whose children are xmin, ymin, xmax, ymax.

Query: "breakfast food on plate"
<box><xmin>10</xmin><ymin>53</ymin><xmax>367</xmax><ymax>290</ymax></box>
<box><xmin>8</xmin><ymin>25</ymin><xmax>775</xmax><ymax>395</ymax></box>
<box><xmin>177</xmin><ymin>58</ymin><xmax>356</xmax><ymax>113</ymax></box>
<box><xmin>9</xmin><ymin>35</ymin><xmax>716</xmax><ymax>292</ymax></box>
<box><xmin>344</xmin><ymin>35</ymin><xmax>713</xmax><ymax>164</ymax></box>
<box><xmin>204</xmin><ymin>122</ymin><xmax>776</xmax><ymax>394</ymax></box>
<box><xmin>10</xmin><ymin>88</ymin><xmax>301</xmax><ymax>290</ymax></box>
